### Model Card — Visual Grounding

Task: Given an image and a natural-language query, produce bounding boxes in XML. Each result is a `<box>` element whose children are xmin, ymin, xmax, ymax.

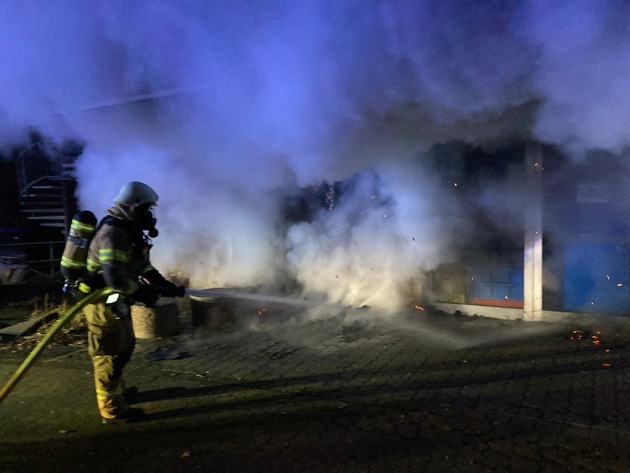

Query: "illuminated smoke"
<box><xmin>1</xmin><ymin>1</ymin><xmax>629</xmax><ymax>312</ymax></box>
<box><xmin>286</xmin><ymin>162</ymin><xmax>463</xmax><ymax>309</ymax></box>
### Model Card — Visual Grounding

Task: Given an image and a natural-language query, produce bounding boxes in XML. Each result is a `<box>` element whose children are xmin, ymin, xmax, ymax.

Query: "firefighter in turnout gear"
<box><xmin>81</xmin><ymin>181</ymin><xmax>185</xmax><ymax>423</ymax></box>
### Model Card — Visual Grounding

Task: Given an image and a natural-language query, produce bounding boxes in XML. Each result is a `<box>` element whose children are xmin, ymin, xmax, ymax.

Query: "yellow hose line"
<box><xmin>0</xmin><ymin>288</ymin><xmax>115</xmax><ymax>402</ymax></box>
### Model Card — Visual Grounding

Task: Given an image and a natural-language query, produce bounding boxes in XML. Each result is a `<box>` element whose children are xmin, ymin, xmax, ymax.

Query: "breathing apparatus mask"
<box><xmin>136</xmin><ymin>203</ymin><xmax>159</xmax><ymax>238</ymax></box>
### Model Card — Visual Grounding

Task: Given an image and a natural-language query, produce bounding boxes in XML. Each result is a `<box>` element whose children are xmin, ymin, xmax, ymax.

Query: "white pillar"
<box><xmin>524</xmin><ymin>142</ymin><xmax>543</xmax><ymax>321</ymax></box>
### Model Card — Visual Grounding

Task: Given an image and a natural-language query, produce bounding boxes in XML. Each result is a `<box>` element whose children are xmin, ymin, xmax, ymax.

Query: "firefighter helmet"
<box><xmin>114</xmin><ymin>181</ymin><xmax>159</xmax><ymax>207</ymax></box>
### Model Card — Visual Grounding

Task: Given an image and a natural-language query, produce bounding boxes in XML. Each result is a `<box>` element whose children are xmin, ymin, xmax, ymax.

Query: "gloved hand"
<box><xmin>159</xmin><ymin>282</ymin><xmax>186</xmax><ymax>298</ymax></box>
<box><xmin>132</xmin><ymin>284</ymin><xmax>160</xmax><ymax>307</ymax></box>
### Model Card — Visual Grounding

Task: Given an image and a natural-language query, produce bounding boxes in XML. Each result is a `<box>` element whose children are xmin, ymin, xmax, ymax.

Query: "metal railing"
<box><xmin>16</xmin><ymin>141</ymin><xmax>64</xmax><ymax>196</ymax></box>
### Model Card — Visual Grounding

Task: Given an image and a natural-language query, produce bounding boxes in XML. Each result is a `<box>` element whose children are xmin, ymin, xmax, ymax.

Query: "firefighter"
<box><xmin>80</xmin><ymin>181</ymin><xmax>185</xmax><ymax>423</ymax></box>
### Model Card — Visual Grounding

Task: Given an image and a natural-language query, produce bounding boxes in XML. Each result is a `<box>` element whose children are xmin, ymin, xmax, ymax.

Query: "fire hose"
<box><xmin>0</xmin><ymin>287</ymin><xmax>115</xmax><ymax>402</ymax></box>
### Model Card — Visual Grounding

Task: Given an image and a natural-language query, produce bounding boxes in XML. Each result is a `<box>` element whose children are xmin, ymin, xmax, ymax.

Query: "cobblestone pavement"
<box><xmin>2</xmin><ymin>306</ymin><xmax>630</xmax><ymax>472</ymax></box>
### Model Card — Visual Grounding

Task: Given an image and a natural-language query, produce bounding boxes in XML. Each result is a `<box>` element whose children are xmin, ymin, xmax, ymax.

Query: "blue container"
<box><xmin>468</xmin><ymin>264</ymin><xmax>524</xmax><ymax>305</ymax></box>
<box><xmin>563</xmin><ymin>243</ymin><xmax>629</xmax><ymax>314</ymax></box>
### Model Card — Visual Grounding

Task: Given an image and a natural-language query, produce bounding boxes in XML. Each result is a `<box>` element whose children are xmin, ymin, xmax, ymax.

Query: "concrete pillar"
<box><xmin>524</xmin><ymin>142</ymin><xmax>543</xmax><ymax>321</ymax></box>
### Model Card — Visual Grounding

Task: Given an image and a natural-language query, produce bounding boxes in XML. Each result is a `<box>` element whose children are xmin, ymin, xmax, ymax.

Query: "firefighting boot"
<box><xmin>97</xmin><ymin>394</ymin><xmax>126</xmax><ymax>422</ymax></box>
<box><xmin>98</xmin><ymin>390</ymin><xmax>145</xmax><ymax>424</ymax></box>
<box><xmin>101</xmin><ymin>406</ymin><xmax>146</xmax><ymax>424</ymax></box>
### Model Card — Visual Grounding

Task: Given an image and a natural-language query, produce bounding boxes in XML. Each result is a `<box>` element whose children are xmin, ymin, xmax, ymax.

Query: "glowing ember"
<box><xmin>569</xmin><ymin>329</ymin><xmax>605</xmax><ymax>346</ymax></box>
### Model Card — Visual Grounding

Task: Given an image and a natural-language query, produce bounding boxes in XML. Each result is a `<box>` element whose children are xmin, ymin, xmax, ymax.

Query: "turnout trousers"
<box><xmin>83</xmin><ymin>301</ymin><xmax>136</xmax><ymax>419</ymax></box>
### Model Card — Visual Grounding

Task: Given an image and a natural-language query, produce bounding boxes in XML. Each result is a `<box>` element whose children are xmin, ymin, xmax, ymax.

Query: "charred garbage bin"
<box><xmin>189</xmin><ymin>287</ymin><xmax>303</xmax><ymax>330</ymax></box>
<box><xmin>190</xmin><ymin>291</ymin><xmax>239</xmax><ymax>330</ymax></box>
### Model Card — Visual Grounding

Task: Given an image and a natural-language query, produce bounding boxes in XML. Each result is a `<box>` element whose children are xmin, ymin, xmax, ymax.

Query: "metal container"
<box><xmin>190</xmin><ymin>293</ymin><xmax>238</xmax><ymax>330</ymax></box>
<box><xmin>189</xmin><ymin>288</ymin><xmax>303</xmax><ymax>330</ymax></box>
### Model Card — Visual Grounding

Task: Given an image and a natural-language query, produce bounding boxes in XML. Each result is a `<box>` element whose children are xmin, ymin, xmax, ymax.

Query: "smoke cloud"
<box><xmin>1</xmin><ymin>1</ymin><xmax>629</xmax><ymax>312</ymax></box>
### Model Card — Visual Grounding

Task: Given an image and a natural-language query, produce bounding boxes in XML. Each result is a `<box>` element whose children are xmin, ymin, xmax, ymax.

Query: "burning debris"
<box><xmin>568</xmin><ymin>329</ymin><xmax>606</xmax><ymax>347</ymax></box>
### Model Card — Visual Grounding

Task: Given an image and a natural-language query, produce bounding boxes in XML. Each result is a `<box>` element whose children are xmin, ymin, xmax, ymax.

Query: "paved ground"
<box><xmin>2</xmin><ymin>298</ymin><xmax>630</xmax><ymax>472</ymax></box>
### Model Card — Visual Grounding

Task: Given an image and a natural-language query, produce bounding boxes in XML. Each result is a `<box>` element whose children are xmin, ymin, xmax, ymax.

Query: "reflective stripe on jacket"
<box><xmin>83</xmin><ymin>205</ymin><xmax>153</xmax><ymax>295</ymax></box>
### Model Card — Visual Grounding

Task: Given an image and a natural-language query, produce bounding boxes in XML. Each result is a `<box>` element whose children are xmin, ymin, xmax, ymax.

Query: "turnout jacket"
<box><xmin>82</xmin><ymin>204</ymin><xmax>161</xmax><ymax>296</ymax></box>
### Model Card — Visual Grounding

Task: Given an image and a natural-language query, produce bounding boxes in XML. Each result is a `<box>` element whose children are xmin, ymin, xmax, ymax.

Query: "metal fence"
<box><xmin>0</xmin><ymin>240</ymin><xmax>65</xmax><ymax>281</ymax></box>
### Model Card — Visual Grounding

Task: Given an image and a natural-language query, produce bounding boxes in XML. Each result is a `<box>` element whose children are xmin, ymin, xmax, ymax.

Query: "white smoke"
<box><xmin>1</xmin><ymin>0</ymin><xmax>629</xmax><ymax>312</ymax></box>
<box><xmin>286</xmin><ymin>161</ymin><xmax>464</xmax><ymax>309</ymax></box>
<box><xmin>514</xmin><ymin>0</ymin><xmax>630</xmax><ymax>155</ymax></box>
